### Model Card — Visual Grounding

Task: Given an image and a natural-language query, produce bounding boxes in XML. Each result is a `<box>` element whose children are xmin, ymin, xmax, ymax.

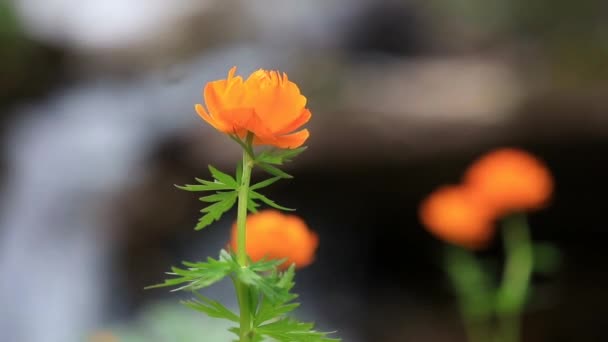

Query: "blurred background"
<box><xmin>0</xmin><ymin>0</ymin><xmax>607</xmax><ymax>341</ymax></box>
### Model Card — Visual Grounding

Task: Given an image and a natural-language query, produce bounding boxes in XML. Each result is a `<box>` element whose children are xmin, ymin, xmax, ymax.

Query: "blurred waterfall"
<box><xmin>0</xmin><ymin>46</ymin><xmax>287</xmax><ymax>342</ymax></box>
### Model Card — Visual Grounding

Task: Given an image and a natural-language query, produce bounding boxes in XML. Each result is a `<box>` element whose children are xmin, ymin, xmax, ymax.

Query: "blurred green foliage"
<box><xmin>110</xmin><ymin>303</ymin><xmax>232</xmax><ymax>342</ymax></box>
<box><xmin>0</xmin><ymin>2</ymin><xmax>63</xmax><ymax>111</ymax></box>
<box><xmin>429</xmin><ymin>0</ymin><xmax>608</xmax><ymax>85</ymax></box>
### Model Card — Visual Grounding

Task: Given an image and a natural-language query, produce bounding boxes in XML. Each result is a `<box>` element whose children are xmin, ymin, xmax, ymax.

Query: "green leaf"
<box><xmin>249</xmin><ymin>258</ymin><xmax>286</xmax><ymax>274</ymax></box>
<box><xmin>176</xmin><ymin>182</ymin><xmax>235</xmax><ymax>192</ymax></box>
<box><xmin>145</xmin><ymin>250</ymin><xmax>237</xmax><ymax>292</ymax></box>
<box><xmin>257</xmin><ymin>147</ymin><xmax>307</xmax><ymax>165</ymax></box>
<box><xmin>200</xmin><ymin>194</ymin><xmax>236</xmax><ymax>213</ymax></box>
<box><xmin>276</xmin><ymin>264</ymin><xmax>296</xmax><ymax>291</ymax></box>
<box><xmin>219</xmin><ymin>249</ymin><xmax>234</xmax><ymax>262</ymax></box>
<box><xmin>208</xmin><ymin>165</ymin><xmax>238</xmax><ymax>187</ymax></box>
<box><xmin>255</xmin><ymin>301</ymin><xmax>300</xmax><ymax>327</ymax></box>
<box><xmin>250</xmin><ymin>176</ymin><xmax>282</xmax><ymax>191</ymax></box>
<box><xmin>182</xmin><ymin>293</ymin><xmax>240</xmax><ymax>323</ymax></box>
<box><xmin>235</xmin><ymin>267</ymin><xmax>287</xmax><ymax>303</ymax></box>
<box><xmin>257</xmin><ymin>317</ymin><xmax>340</xmax><ymax>342</ymax></box>
<box><xmin>196</xmin><ymin>191</ymin><xmax>238</xmax><ymax>230</ymax></box>
<box><xmin>228</xmin><ymin>327</ymin><xmax>240</xmax><ymax>339</ymax></box>
<box><xmin>250</xmin><ymin>190</ymin><xmax>295</xmax><ymax>211</ymax></box>
<box><xmin>239</xmin><ymin>265</ymin><xmax>341</xmax><ymax>341</ymax></box>
<box><xmin>253</xmin><ymin>265</ymin><xmax>298</xmax><ymax>326</ymax></box>
<box><xmin>195</xmin><ymin>177</ymin><xmax>238</xmax><ymax>190</ymax></box>
<box><xmin>199</xmin><ymin>191</ymin><xmax>237</xmax><ymax>203</ymax></box>
<box><xmin>248</xmin><ymin>285</ymin><xmax>261</xmax><ymax>317</ymax></box>
<box><xmin>247</xmin><ymin>198</ymin><xmax>260</xmax><ymax>213</ymax></box>
<box><xmin>257</xmin><ymin>162</ymin><xmax>293</xmax><ymax>179</ymax></box>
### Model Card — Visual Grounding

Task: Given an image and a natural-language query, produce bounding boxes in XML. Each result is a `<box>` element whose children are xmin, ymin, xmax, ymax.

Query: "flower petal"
<box><xmin>204</xmin><ymin>80</ymin><xmax>227</xmax><ymax>116</ymax></box>
<box><xmin>216</xmin><ymin>108</ymin><xmax>257</xmax><ymax>135</ymax></box>
<box><xmin>204</xmin><ymin>67</ymin><xmax>246</xmax><ymax>117</ymax></box>
<box><xmin>244</xmin><ymin>70</ymin><xmax>307</xmax><ymax>133</ymax></box>
<box><xmin>255</xmin><ymin>129</ymin><xmax>309</xmax><ymax>149</ymax></box>
<box><xmin>195</xmin><ymin>104</ymin><xmax>230</xmax><ymax>132</ymax></box>
<box><xmin>275</xmin><ymin>108</ymin><xmax>312</xmax><ymax>135</ymax></box>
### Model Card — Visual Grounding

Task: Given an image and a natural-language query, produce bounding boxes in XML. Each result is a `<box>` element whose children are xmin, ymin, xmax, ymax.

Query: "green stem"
<box><xmin>445</xmin><ymin>246</ymin><xmax>494</xmax><ymax>342</ymax></box>
<box><xmin>237</xmin><ymin>134</ymin><xmax>254</xmax><ymax>266</ymax></box>
<box><xmin>496</xmin><ymin>213</ymin><xmax>534</xmax><ymax>342</ymax></box>
<box><xmin>235</xmin><ymin>133</ymin><xmax>254</xmax><ymax>342</ymax></box>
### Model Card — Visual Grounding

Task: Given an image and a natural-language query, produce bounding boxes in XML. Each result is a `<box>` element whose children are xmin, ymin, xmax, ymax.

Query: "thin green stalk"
<box><xmin>235</xmin><ymin>133</ymin><xmax>254</xmax><ymax>341</ymax></box>
<box><xmin>445</xmin><ymin>246</ymin><xmax>494</xmax><ymax>342</ymax></box>
<box><xmin>496</xmin><ymin>213</ymin><xmax>534</xmax><ymax>342</ymax></box>
<box><xmin>237</xmin><ymin>134</ymin><xmax>254</xmax><ymax>266</ymax></box>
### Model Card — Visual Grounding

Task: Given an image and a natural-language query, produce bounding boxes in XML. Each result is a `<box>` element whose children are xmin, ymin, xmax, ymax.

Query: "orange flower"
<box><xmin>230</xmin><ymin>210</ymin><xmax>319</xmax><ymax>269</ymax></box>
<box><xmin>419</xmin><ymin>185</ymin><xmax>495</xmax><ymax>249</ymax></box>
<box><xmin>464</xmin><ymin>148</ymin><xmax>553</xmax><ymax>215</ymax></box>
<box><xmin>195</xmin><ymin>67</ymin><xmax>311</xmax><ymax>149</ymax></box>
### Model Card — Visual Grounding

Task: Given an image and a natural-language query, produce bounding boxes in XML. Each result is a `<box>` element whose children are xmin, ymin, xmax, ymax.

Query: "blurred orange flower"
<box><xmin>230</xmin><ymin>210</ymin><xmax>319</xmax><ymax>269</ymax></box>
<box><xmin>195</xmin><ymin>67</ymin><xmax>311</xmax><ymax>149</ymax></box>
<box><xmin>465</xmin><ymin>148</ymin><xmax>553</xmax><ymax>215</ymax></box>
<box><xmin>419</xmin><ymin>185</ymin><xmax>495</xmax><ymax>249</ymax></box>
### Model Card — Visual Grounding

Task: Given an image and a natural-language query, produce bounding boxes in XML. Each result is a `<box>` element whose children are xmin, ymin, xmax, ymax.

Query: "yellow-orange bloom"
<box><xmin>230</xmin><ymin>210</ymin><xmax>319</xmax><ymax>269</ymax></box>
<box><xmin>419</xmin><ymin>185</ymin><xmax>495</xmax><ymax>249</ymax></box>
<box><xmin>464</xmin><ymin>148</ymin><xmax>553</xmax><ymax>215</ymax></box>
<box><xmin>195</xmin><ymin>67</ymin><xmax>311</xmax><ymax>149</ymax></box>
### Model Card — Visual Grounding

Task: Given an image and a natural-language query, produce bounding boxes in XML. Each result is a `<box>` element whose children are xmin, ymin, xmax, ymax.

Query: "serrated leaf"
<box><xmin>208</xmin><ymin>165</ymin><xmax>238</xmax><ymax>187</ymax></box>
<box><xmin>182</xmin><ymin>293</ymin><xmax>239</xmax><ymax>323</ymax></box>
<box><xmin>196</xmin><ymin>192</ymin><xmax>237</xmax><ymax>230</ymax></box>
<box><xmin>228</xmin><ymin>327</ymin><xmax>240</xmax><ymax>338</ymax></box>
<box><xmin>145</xmin><ymin>251</ymin><xmax>237</xmax><ymax>292</ymax></box>
<box><xmin>250</xmin><ymin>176</ymin><xmax>282</xmax><ymax>191</ymax></box>
<box><xmin>253</xmin><ymin>265</ymin><xmax>298</xmax><ymax>326</ymax></box>
<box><xmin>195</xmin><ymin>177</ymin><xmax>238</xmax><ymax>190</ymax></box>
<box><xmin>249</xmin><ymin>258</ymin><xmax>286</xmax><ymax>273</ymax></box>
<box><xmin>257</xmin><ymin>147</ymin><xmax>307</xmax><ymax>165</ymax></box>
<box><xmin>219</xmin><ymin>249</ymin><xmax>235</xmax><ymax>262</ymax></box>
<box><xmin>199</xmin><ymin>191</ymin><xmax>237</xmax><ymax>203</ymax></box>
<box><xmin>247</xmin><ymin>198</ymin><xmax>260</xmax><ymax>213</ymax></box>
<box><xmin>176</xmin><ymin>182</ymin><xmax>235</xmax><ymax>192</ymax></box>
<box><xmin>255</xmin><ymin>302</ymin><xmax>300</xmax><ymax>326</ymax></box>
<box><xmin>257</xmin><ymin>162</ymin><xmax>293</xmax><ymax>179</ymax></box>
<box><xmin>235</xmin><ymin>267</ymin><xmax>287</xmax><ymax>303</ymax></box>
<box><xmin>228</xmin><ymin>326</ymin><xmax>264</xmax><ymax>342</ymax></box>
<box><xmin>277</xmin><ymin>264</ymin><xmax>296</xmax><ymax>291</ymax></box>
<box><xmin>257</xmin><ymin>317</ymin><xmax>340</xmax><ymax>342</ymax></box>
<box><xmin>249</xmin><ymin>285</ymin><xmax>261</xmax><ymax>316</ymax></box>
<box><xmin>200</xmin><ymin>194</ymin><xmax>237</xmax><ymax>213</ymax></box>
<box><xmin>250</xmin><ymin>190</ymin><xmax>295</xmax><ymax>211</ymax></box>
<box><xmin>280</xmin><ymin>146</ymin><xmax>307</xmax><ymax>159</ymax></box>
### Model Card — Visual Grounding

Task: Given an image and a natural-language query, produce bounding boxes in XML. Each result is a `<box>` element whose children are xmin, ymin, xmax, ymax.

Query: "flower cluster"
<box><xmin>195</xmin><ymin>67</ymin><xmax>311</xmax><ymax>149</ymax></box>
<box><xmin>420</xmin><ymin>148</ymin><xmax>554</xmax><ymax>248</ymax></box>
